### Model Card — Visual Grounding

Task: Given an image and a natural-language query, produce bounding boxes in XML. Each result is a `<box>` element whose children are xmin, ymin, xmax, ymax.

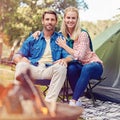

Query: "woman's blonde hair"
<box><xmin>60</xmin><ymin>6</ymin><xmax>81</xmax><ymax>40</ymax></box>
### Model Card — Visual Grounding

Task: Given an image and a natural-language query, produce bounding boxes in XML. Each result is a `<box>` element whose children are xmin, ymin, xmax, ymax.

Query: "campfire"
<box><xmin>0</xmin><ymin>70</ymin><xmax>83</xmax><ymax>120</ymax></box>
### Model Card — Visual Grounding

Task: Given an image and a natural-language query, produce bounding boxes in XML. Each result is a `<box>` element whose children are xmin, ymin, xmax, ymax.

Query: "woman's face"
<box><xmin>64</xmin><ymin>11</ymin><xmax>78</xmax><ymax>30</ymax></box>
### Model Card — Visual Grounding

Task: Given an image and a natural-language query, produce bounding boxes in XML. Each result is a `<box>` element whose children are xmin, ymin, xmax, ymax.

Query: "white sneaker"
<box><xmin>69</xmin><ymin>99</ymin><xmax>82</xmax><ymax>107</ymax></box>
<box><xmin>69</xmin><ymin>100</ymin><xmax>76</xmax><ymax>106</ymax></box>
<box><xmin>76</xmin><ymin>99</ymin><xmax>82</xmax><ymax>106</ymax></box>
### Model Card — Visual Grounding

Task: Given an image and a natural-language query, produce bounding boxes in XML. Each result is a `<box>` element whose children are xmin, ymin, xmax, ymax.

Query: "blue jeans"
<box><xmin>67</xmin><ymin>61</ymin><xmax>103</xmax><ymax>101</ymax></box>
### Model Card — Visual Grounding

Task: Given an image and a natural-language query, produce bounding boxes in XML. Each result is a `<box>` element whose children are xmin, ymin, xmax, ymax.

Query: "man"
<box><xmin>13</xmin><ymin>10</ymin><xmax>72</xmax><ymax>102</ymax></box>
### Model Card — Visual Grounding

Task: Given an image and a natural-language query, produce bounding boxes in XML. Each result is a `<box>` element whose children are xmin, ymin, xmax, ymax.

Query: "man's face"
<box><xmin>42</xmin><ymin>13</ymin><xmax>57</xmax><ymax>31</ymax></box>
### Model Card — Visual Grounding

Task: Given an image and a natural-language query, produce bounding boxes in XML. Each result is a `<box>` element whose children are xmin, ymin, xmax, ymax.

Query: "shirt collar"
<box><xmin>40</xmin><ymin>31</ymin><xmax>58</xmax><ymax>40</ymax></box>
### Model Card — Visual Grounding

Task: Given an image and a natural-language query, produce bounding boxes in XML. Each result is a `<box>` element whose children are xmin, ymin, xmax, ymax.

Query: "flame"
<box><xmin>35</xmin><ymin>96</ymin><xmax>48</xmax><ymax>115</ymax></box>
<box><xmin>40</xmin><ymin>107</ymin><xmax>48</xmax><ymax>115</ymax></box>
<box><xmin>35</xmin><ymin>96</ymin><xmax>56</xmax><ymax>117</ymax></box>
<box><xmin>0</xmin><ymin>101</ymin><xmax>2</xmax><ymax>107</ymax></box>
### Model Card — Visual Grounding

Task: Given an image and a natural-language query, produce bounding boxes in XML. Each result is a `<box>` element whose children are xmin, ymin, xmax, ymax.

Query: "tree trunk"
<box><xmin>0</xmin><ymin>38</ymin><xmax>3</xmax><ymax>60</ymax></box>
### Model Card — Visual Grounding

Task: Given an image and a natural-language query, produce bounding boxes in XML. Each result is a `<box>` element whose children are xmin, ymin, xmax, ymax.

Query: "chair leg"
<box><xmin>87</xmin><ymin>77</ymin><xmax>106</xmax><ymax>107</ymax></box>
<box><xmin>60</xmin><ymin>81</ymin><xmax>69</xmax><ymax>102</ymax></box>
<box><xmin>65</xmin><ymin>79</ymin><xmax>70</xmax><ymax>103</ymax></box>
<box><xmin>88</xmin><ymin>83</ymin><xmax>96</xmax><ymax>107</ymax></box>
<box><xmin>58</xmin><ymin>80</ymin><xmax>70</xmax><ymax>103</ymax></box>
<box><xmin>58</xmin><ymin>86</ymin><xmax>65</xmax><ymax>102</ymax></box>
<box><xmin>43</xmin><ymin>86</ymin><xmax>49</xmax><ymax>96</ymax></box>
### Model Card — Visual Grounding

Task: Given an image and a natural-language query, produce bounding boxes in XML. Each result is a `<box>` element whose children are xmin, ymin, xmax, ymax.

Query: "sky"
<box><xmin>80</xmin><ymin>0</ymin><xmax>120</xmax><ymax>22</ymax></box>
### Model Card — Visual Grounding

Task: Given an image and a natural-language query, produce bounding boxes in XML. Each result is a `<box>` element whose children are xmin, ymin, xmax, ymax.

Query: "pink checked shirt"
<box><xmin>73</xmin><ymin>31</ymin><xmax>103</xmax><ymax>65</ymax></box>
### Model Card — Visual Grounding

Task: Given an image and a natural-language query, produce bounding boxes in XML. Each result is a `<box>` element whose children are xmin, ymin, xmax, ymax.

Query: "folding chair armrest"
<box><xmin>89</xmin><ymin>76</ymin><xmax>107</xmax><ymax>89</ymax></box>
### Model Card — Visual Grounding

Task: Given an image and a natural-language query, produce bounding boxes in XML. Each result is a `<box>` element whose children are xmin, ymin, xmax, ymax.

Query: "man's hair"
<box><xmin>42</xmin><ymin>10</ymin><xmax>58</xmax><ymax>20</ymax></box>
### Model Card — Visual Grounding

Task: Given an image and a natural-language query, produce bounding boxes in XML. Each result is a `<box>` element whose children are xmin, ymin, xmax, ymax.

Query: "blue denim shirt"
<box><xmin>17</xmin><ymin>31</ymin><xmax>71</xmax><ymax>66</ymax></box>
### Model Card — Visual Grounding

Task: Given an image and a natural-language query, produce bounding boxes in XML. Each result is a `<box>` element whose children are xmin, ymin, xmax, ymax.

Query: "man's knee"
<box><xmin>15</xmin><ymin>62</ymin><xmax>30</xmax><ymax>77</ymax></box>
<box><xmin>16</xmin><ymin>62</ymin><xmax>29</xmax><ymax>70</ymax></box>
<box><xmin>54</xmin><ymin>63</ymin><xmax>67</xmax><ymax>75</ymax></box>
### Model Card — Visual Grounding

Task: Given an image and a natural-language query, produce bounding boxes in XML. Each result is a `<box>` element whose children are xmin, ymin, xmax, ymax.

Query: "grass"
<box><xmin>0</xmin><ymin>64</ymin><xmax>14</xmax><ymax>86</ymax></box>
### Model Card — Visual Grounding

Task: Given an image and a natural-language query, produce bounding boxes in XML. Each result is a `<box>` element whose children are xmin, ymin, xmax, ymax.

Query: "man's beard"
<box><xmin>45</xmin><ymin>24</ymin><xmax>54</xmax><ymax>31</ymax></box>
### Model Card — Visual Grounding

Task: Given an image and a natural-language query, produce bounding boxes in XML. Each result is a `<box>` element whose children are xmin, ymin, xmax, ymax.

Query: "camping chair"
<box><xmin>63</xmin><ymin>76</ymin><xmax>106</xmax><ymax>106</ymax></box>
<box><xmin>34</xmin><ymin>79</ymin><xmax>67</xmax><ymax>102</ymax></box>
<box><xmin>81</xmin><ymin>29</ymin><xmax>106</xmax><ymax>106</ymax></box>
<box><xmin>10</xmin><ymin>62</ymin><xmax>67</xmax><ymax>102</ymax></box>
<box><xmin>9</xmin><ymin>59</ymin><xmax>67</xmax><ymax>102</ymax></box>
<box><xmin>34</xmin><ymin>79</ymin><xmax>50</xmax><ymax>96</ymax></box>
<box><xmin>86</xmin><ymin>76</ymin><xmax>106</xmax><ymax>106</ymax></box>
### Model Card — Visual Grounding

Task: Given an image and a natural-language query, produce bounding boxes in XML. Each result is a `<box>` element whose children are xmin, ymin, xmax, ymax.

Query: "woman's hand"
<box><xmin>32</xmin><ymin>31</ymin><xmax>41</xmax><ymax>40</ymax></box>
<box><xmin>56</xmin><ymin>37</ymin><xmax>67</xmax><ymax>48</ymax></box>
<box><xmin>56</xmin><ymin>36</ymin><xmax>74</xmax><ymax>56</ymax></box>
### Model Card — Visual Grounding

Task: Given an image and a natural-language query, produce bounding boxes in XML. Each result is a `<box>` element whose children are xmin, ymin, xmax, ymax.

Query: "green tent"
<box><xmin>92</xmin><ymin>22</ymin><xmax>120</xmax><ymax>103</ymax></box>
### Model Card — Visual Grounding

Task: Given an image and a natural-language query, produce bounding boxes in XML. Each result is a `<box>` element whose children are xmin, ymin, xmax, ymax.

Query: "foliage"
<box><xmin>35</xmin><ymin>0</ymin><xmax>88</xmax><ymax>14</ymax></box>
<box><xmin>0</xmin><ymin>64</ymin><xmax>15</xmax><ymax>82</ymax></box>
<box><xmin>0</xmin><ymin>32</ymin><xmax>9</xmax><ymax>46</ymax></box>
<box><xmin>0</xmin><ymin>0</ymin><xmax>119</xmax><ymax>48</ymax></box>
<box><xmin>81</xmin><ymin>20</ymin><xmax>116</xmax><ymax>40</ymax></box>
<box><xmin>0</xmin><ymin>0</ymin><xmax>20</xmax><ymax>30</ymax></box>
<box><xmin>0</xmin><ymin>0</ymin><xmax>20</xmax><ymax>46</ymax></box>
<box><xmin>0</xmin><ymin>0</ymin><xmax>88</xmax><ymax>47</ymax></box>
<box><xmin>112</xmin><ymin>8</ymin><xmax>120</xmax><ymax>23</ymax></box>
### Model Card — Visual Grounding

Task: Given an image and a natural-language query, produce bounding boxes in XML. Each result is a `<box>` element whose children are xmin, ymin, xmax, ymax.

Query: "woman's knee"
<box><xmin>67</xmin><ymin>64</ymin><xmax>77</xmax><ymax>73</ymax></box>
<box><xmin>82</xmin><ymin>63</ymin><xmax>103</xmax><ymax>78</ymax></box>
<box><xmin>82</xmin><ymin>63</ymin><xmax>95</xmax><ymax>73</ymax></box>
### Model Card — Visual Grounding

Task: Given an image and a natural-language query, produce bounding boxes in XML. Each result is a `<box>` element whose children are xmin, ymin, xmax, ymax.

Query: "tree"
<box><xmin>0</xmin><ymin>0</ymin><xmax>88</xmax><ymax>47</ymax></box>
<box><xmin>0</xmin><ymin>0</ymin><xmax>20</xmax><ymax>32</ymax></box>
<box><xmin>0</xmin><ymin>0</ymin><xmax>20</xmax><ymax>46</ymax></box>
<box><xmin>37</xmin><ymin>0</ymin><xmax>88</xmax><ymax>14</ymax></box>
<box><xmin>113</xmin><ymin>8</ymin><xmax>120</xmax><ymax>22</ymax></box>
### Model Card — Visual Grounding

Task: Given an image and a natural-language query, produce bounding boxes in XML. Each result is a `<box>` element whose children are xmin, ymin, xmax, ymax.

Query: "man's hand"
<box><xmin>53</xmin><ymin>59</ymin><xmax>67</xmax><ymax>67</ymax></box>
<box><xmin>20</xmin><ymin>57</ymin><xmax>30</xmax><ymax>63</ymax></box>
<box><xmin>13</xmin><ymin>55</ymin><xmax>30</xmax><ymax>64</ymax></box>
<box><xmin>32</xmin><ymin>31</ymin><xmax>41</xmax><ymax>40</ymax></box>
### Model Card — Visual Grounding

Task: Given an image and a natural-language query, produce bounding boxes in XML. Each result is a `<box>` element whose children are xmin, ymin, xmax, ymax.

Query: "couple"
<box><xmin>13</xmin><ymin>7</ymin><xmax>103</xmax><ymax>106</ymax></box>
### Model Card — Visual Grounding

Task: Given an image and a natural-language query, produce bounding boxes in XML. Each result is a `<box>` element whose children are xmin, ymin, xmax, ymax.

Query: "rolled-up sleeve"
<box><xmin>73</xmin><ymin>32</ymin><xmax>89</xmax><ymax>61</ymax></box>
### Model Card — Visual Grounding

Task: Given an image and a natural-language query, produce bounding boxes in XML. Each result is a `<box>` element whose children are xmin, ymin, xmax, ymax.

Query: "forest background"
<box><xmin>0</xmin><ymin>0</ymin><xmax>119</xmax><ymax>58</ymax></box>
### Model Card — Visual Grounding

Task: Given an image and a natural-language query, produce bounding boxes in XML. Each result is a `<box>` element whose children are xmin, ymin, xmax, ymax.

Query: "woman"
<box><xmin>56</xmin><ymin>6</ymin><xmax>103</xmax><ymax>106</ymax></box>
